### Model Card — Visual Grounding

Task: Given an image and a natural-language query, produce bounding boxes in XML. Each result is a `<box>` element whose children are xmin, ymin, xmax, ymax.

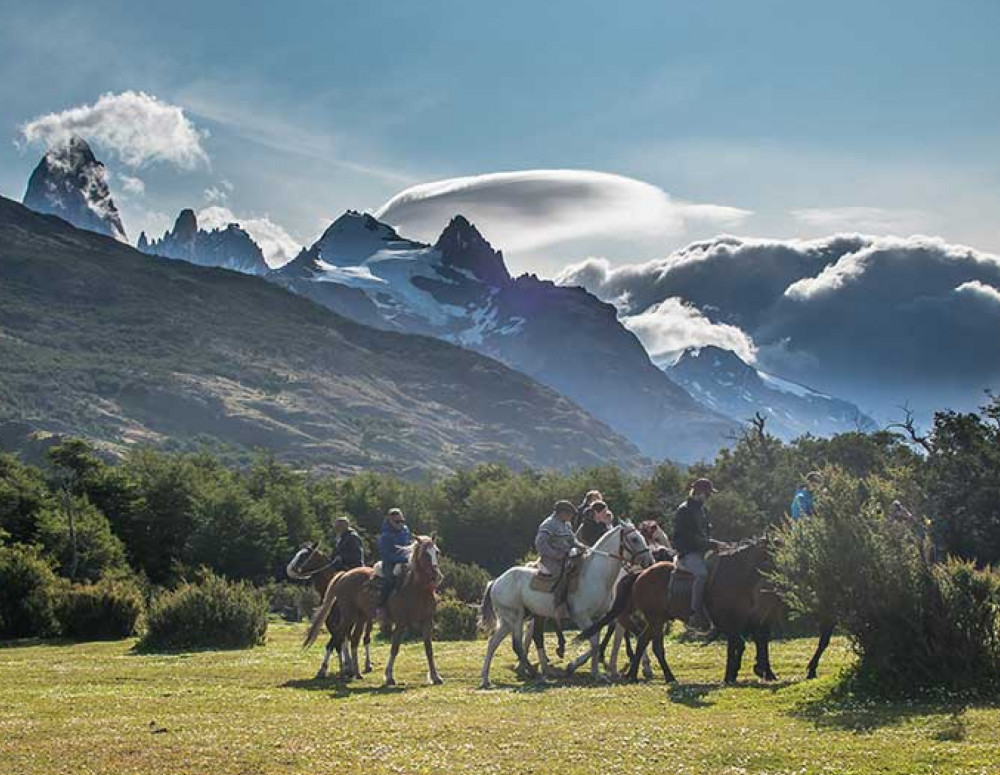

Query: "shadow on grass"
<box><xmin>280</xmin><ymin>676</ymin><xmax>412</xmax><ymax>697</ymax></box>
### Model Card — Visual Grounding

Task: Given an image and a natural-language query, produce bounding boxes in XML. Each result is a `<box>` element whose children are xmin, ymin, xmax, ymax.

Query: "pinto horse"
<box><xmin>286</xmin><ymin>543</ymin><xmax>373</xmax><ymax>679</ymax></box>
<box><xmin>305</xmin><ymin>535</ymin><xmax>445</xmax><ymax>686</ymax></box>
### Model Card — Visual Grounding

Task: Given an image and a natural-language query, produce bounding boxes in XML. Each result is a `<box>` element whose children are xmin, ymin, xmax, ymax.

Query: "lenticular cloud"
<box><xmin>375</xmin><ymin>169</ymin><xmax>750</xmax><ymax>252</ymax></box>
<box><xmin>20</xmin><ymin>91</ymin><xmax>209</xmax><ymax>170</ymax></box>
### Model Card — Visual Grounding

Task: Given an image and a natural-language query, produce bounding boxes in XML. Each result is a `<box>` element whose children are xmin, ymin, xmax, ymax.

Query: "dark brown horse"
<box><xmin>305</xmin><ymin>535</ymin><xmax>444</xmax><ymax>686</ymax></box>
<box><xmin>580</xmin><ymin>537</ymin><xmax>781</xmax><ymax>683</ymax></box>
<box><xmin>286</xmin><ymin>543</ymin><xmax>373</xmax><ymax>679</ymax></box>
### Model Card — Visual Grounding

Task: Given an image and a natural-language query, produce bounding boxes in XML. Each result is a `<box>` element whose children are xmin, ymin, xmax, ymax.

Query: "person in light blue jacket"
<box><xmin>377</xmin><ymin>508</ymin><xmax>412</xmax><ymax>611</ymax></box>
<box><xmin>791</xmin><ymin>472</ymin><xmax>824</xmax><ymax>520</ymax></box>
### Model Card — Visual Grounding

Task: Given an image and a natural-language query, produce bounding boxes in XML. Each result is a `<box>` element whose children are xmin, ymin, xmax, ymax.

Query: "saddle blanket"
<box><xmin>371</xmin><ymin>561</ymin><xmax>406</xmax><ymax>579</ymax></box>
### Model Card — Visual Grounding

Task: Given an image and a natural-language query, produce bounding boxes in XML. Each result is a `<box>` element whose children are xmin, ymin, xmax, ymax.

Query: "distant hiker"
<box><xmin>535</xmin><ymin>500</ymin><xmax>585</xmax><ymax>618</ymax></box>
<box><xmin>576</xmin><ymin>500</ymin><xmax>618</xmax><ymax>546</ymax></box>
<box><xmin>791</xmin><ymin>471</ymin><xmax>824</xmax><ymax>520</ymax></box>
<box><xmin>330</xmin><ymin>517</ymin><xmax>365</xmax><ymax>572</ymax></box>
<box><xmin>574</xmin><ymin>490</ymin><xmax>604</xmax><ymax>531</ymax></box>
<box><xmin>672</xmin><ymin>478</ymin><xmax>718</xmax><ymax>634</ymax></box>
<box><xmin>377</xmin><ymin>508</ymin><xmax>412</xmax><ymax>616</ymax></box>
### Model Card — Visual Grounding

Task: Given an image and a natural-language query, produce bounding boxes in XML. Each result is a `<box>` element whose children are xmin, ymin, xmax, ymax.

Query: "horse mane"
<box><xmin>591</xmin><ymin>522</ymin><xmax>626</xmax><ymax>552</ymax></box>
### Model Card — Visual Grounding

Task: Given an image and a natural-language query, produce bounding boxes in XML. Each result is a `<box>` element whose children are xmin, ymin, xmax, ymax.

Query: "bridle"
<box><xmin>588</xmin><ymin>524</ymin><xmax>653</xmax><ymax>568</ymax></box>
<box><xmin>286</xmin><ymin>544</ymin><xmax>338</xmax><ymax>580</ymax></box>
<box><xmin>409</xmin><ymin>538</ymin><xmax>442</xmax><ymax>590</ymax></box>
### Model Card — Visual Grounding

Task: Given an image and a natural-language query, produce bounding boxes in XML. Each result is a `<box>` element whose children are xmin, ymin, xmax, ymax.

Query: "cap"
<box><xmin>554</xmin><ymin>500</ymin><xmax>578</xmax><ymax>517</ymax></box>
<box><xmin>691</xmin><ymin>478</ymin><xmax>717</xmax><ymax>495</ymax></box>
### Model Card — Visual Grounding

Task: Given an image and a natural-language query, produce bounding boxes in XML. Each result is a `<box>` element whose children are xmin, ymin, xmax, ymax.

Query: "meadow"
<box><xmin>2</xmin><ymin>624</ymin><xmax>998</xmax><ymax>775</ymax></box>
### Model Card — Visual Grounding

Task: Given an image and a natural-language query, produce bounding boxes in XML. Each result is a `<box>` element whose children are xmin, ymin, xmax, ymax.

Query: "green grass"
<box><xmin>1</xmin><ymin>624</ymin><xmax>998</xmax><ymax>774</ymax></box>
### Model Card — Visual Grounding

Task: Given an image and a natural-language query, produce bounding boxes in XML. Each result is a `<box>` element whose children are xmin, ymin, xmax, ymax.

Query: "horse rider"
<box><xmin>791</xmin><ymin>471</ymin><xmax>824</xmax><ymax>520</ymax></box>
<box><xmin>573</xmin><ymin>489</ymin><xmax>603</xmax><ymax>531</ymax></box>
<box><xmin>330</xmin><ymin>516</ymin><xmax>365</xmax><ymax>572</ymax></box>
<box><xmin>672</xmin><ymin>477</ymin><xmax>719</xmax><ymax>635</ymax></box>
<box><xmin>535</xmin><ymin>500</ymin><xmax>587</xmax><ymax>619</ymax></box>
<box><xmin>376</xmin><ymin>508</ymin><xmax>412</xmax><ymax>619</ymax></box>
<box><xmin>576</xmin><ymin>499</ymin><xmax>617</xmax><ymax>547</ymax></box>
<box><xmin>639</xmin><ymin>519</ymin><xmax>674</xmax><ymax>562</ymax></box>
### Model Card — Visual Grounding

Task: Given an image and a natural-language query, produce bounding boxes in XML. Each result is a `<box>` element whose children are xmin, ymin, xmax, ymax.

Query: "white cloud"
<box><xmin>956</xmin><ymin>280</ymin><xmax>1000</xmax><ymax>305</ymax></box>
<box><xmin>790</xmin><ymin>206</ymin><xmax>927</xmax><ymax>234</ymax></box>
<box><xmin>197</xmin><ymin>206</ymin><xmax>301</xmax><ymax>267</ymax></box>
<box><xmin>117</xmin><ymin>173</ymin><xmax>145</xmax><ymax>196</ymax></box>
<box><xmin>375</xmin><ymin>169</ymin><xmax>751</xmax><ymax>252</ymax></box>
<box><xmin>623</xmin><ymin>297</ymin><xmax>758</xmax><ymax>363</ymax></box>
<box><xmin>204</xmin><ymin>185</ymin><xmax>229</xmax><ymax>204</ymax></box>
<box><xmin>20</xmin><ymin>91</ymin><xmax>208</xmax><ymax>169</ymax></box>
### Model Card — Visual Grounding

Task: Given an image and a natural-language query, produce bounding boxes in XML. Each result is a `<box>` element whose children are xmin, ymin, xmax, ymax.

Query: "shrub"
<box><xmin>261</xmin><ymin>581</ymin><xmax>319</xmax><ymax>622</ymax></box>
<box><xmin>0</xmin><ymin>544</ymin><xmax>62</xmax><ymax>639</ymax></box>
<box><xmin>434</xmin><ymin>596</ymin><xmax>479</xmax><ymax>640</ymax></box>
<box><xmin>57</xmin><ymin>580</ymin><xmax>145</xmax><ymax>640</ymax></box>
<box><xmin>140</xmin><ymin>571</ymin><xmax>268</xmax><ymax>651</ymax></box>
<box><xmin>438</xmin><ymin>557</ymin><xmax>491</xmax><ymax>603</ymax></box>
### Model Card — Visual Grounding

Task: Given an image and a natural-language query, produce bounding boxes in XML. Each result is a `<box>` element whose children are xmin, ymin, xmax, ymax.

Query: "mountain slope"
<box><xmin>138</xmin><ymin>209</ymin><xmax>270</xmax><ymax>275</ymax></box>
<box><xmin>0</xmin><ymin>195</ymin><xmax>645</xmax><ymax>476</ymax></box>
<box><xmin>665</xmin><ymin>346</ymin><xmax>876</xmax><ymax>439</ymax></box>
<box><xmin>22</xmin><ymin>136</ymin><xmax>126</xmax><ymax>241</ymax></box>
<box><xmin>271</xmin><ymin>212</ymin><xmax>738</xmax><ymax>462</ymax></box>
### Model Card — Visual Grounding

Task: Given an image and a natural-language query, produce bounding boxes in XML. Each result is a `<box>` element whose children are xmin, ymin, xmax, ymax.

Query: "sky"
<box><xmin>2</xmin><ymin>0</ymin><xmax>1000</xmax><ymax>275</ymax></box>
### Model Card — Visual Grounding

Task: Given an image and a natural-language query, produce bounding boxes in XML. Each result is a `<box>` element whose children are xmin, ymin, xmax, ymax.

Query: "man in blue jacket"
<box><xmin>377</xmin><ymin>508</ymin><xmax>412</xmax><ymax>614</ymax></box>
<box><xmin>791</xmin><ymin>471</ymin><xmax>823</xmax><ymax>520</ymax></box>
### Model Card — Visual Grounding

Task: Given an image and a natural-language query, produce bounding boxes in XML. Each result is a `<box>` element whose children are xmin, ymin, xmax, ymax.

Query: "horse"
<box><xmin>477</xmin><ymin>522</ymin><xmax>653</xmax><ymax>689</ymax></box>
<box><xmin>305</xmin><ymin>535</ymin><xmax>444</xmax><ymax>686</ymax></box>
<box><xmin>286</xmin><ymin>542</ymin><xmax>373</xmax><ymax>679</ymax></box>
<box><xmin>580</xmin><ymin>537</ymin><xmax>781</xmax><ymax>684</ymax></box>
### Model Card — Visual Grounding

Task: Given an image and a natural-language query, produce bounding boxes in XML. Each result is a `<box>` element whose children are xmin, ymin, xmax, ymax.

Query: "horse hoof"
<box><xmin>642</xmin><ymin>669</ymin><xmax>654</xmax><ymax>680</ymax></box>
<box><xmin>556</xmin><ymin>648</ymin><xmax>566</xmax><ymax>659</ymax></box>
<box><xmin>385</xmin><ymin>678</ymin><xmax>396</xmax><ymax>687</ymax></box>
<box><xmin>806</xmin><ymin>671</ymin><xmax>817</xmax><ymax>680</ymax></box>
<box><xmin>431</xmin><ymin>675</ymin><xmax>444</xmax><ymax>686</ymax></box>
<box><xmin>364</xmin><ymin>665</ymin><xmax>373</xmax><ymax>674</ymax></box>
<box><xmin>314</xmin><ymin>671</ymin><xmax>327</xmax><ymax>680</ymax></box>
<box><xmin>753</xmin><ymin>664</ymin><xmax>766</xmax><ymax>679</ymax></box>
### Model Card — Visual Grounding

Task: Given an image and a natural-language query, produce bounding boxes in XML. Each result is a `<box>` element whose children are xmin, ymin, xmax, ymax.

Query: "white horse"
<box><xmin>478</xmin><ymin>522</ymin><xmax>654</xmax><ymax>689</ymax></box>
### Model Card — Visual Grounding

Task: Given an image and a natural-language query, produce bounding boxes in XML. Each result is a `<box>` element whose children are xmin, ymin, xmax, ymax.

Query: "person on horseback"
<box><xmin>535</xmin><ymin>500</ymin><xmax>585</xmax><ymax>619</ymax></box>
<box><xmin>330</xmin><ymin>517</ymin><xmax>365</xmax><ymax>572</ymax></box>
<box><xmin>376</xmin><ymin>508</ymin><xmax>412</xmax><ymax>619</ymax></box>
<box><xmin>576</xmin><ymin>500</ymin><xmax>617</xmax><ymax>547</ymax></box>
<box><xmin>573</xmin><ymin>489</ymin><xmax>603</xmax><ymax>531</ymax></box>
<box><xmin>672</xmin><ymin>477</ymin><xmax>718</xmax><ymax>635</ymax></box>
<box><xmin>791</xmin><ymin>471</ymin><xmax>823</xmax><ymax>520</ymax></box>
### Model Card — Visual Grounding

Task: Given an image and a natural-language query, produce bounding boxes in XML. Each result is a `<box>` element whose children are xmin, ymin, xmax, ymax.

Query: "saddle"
<box><xmin>371</xmin><ymin>561</ymin><xmax>406</xmax><ymax>580</ymax></box>
<box><xmin>529</xmin><ymin>554</ymin><xmax>583</xmax><ymax>596</ymax></box>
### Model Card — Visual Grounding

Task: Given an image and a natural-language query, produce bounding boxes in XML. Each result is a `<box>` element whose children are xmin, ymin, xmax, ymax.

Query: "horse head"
<box><xmin>285</xmin><ymin>542</ymin><xmax>330</xmax><ymax>580</ymax></box>
<box><xmin>410</xmin><ymin>535</ymin><xmax>444</xmax><ymax>587</ymax></box>
<box><xmin>612</xmin><ymin>521</ymin><xmax>655</xmax><ymax>568</ymax></box>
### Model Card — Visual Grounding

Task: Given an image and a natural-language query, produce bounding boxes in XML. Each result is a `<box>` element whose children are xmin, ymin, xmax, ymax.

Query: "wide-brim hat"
<box><xmin>691</xmin><ymin>477</ymin><xmax>718</xmax><ymax>494</ymax></box>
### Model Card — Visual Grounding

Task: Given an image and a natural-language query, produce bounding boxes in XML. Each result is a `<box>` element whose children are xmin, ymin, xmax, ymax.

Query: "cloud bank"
<box><xmin>623</xmin><ymin>298</ymin><xmax>758</xmax><ymax>364</ymax></box>
<box><xmin>375</xmin><ymin>169</ymin><xmax>750</xmax><ymax>252</ymax></box>
<box><xmin>20</xmin><ymin>91</ymin><xmax>208</xmax><ymax>169</ymax></box>
<box><xmin>197</xmin><ymin>206</ymin><xmax>301</xmax><ymax>267</ymax></box>
<box><xmin>559</xmin><ymin>234</ymin><xmax>1000</xmax><ymax>418</ymax></box>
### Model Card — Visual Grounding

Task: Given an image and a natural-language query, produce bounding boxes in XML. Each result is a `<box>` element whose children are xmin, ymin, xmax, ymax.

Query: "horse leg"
<box><xmin>724</xmin><ymin>635</ymin><xmax>745</xmax><ymax>684</ymax></box>
<box><xmin>554</xmin><ymin>619</ymin><xmax>566</xmax><ymax>660</ymax></box>
<box><xmin>626</xmin><ymin>625</ymin><xmax>651</xmax><ymax>683</ymax></box>
<box><xmin>480</xmin><ymin>620</ymin><xmax>511</xmax><ymax>689</ymax></box>
<box><xmin>753</xmin><ymin>630</ymin><xmax>778</xmax><ymax>682</ymax></box>
<box><xmin>317</xmin><ymin>634</ymin><xmax>336</xmax><ymax>679</ymax></box>
<box><xmin>599</xmin><ymin>623</ymin><xmax>615</xmax><ymax>666</ymax></box>
<box><xmin>350</xmin><ymin>618</ymin><xmax>364</xmax><ymax>679</ymax></box>
<box><xmin>608</xmin><ymin>624</ymin><xmax>625</xmax><ymax>679</ymax></box>
<box><xmin>649</xmin><ymin>619</ymin><xmax>676</xmax><ymax>683</ymax></box>
<box><xmin>363</xmin><ymin>619</ymin><xmax>373</xmax><ymax>673</ymax></box>
<box><xmin>511</xmin><ymin>615</ymin><xmax>536</xmax><ymax>681</ymax></box>
<box><xmin>531</xmin><ymin>616</ymin><xmax>554</xmax><ymax>678</ymax></box>
<box><xmin>807</xmin><ymin>624</ymin><xmax>834</xmax><ymax>680</ymax></box>
<box><xmin>384</xmin><ymin>623</ymin><xmax>404</xmax><ymax>687</ymax></box>
<box><xmin>423</xmin><ymin>619</ymin><xmax>444</xmax><ymax>685</ymax></box>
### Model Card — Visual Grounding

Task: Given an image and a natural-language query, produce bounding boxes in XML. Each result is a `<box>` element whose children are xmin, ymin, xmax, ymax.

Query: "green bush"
<box><xmin>57</xmin><ymin>580</ymin><xmax>145</xmax><ymax>640</ymax></box>
<box><xmin>438</xmin><ymin>557</ymin><xmax>491</xmax><ymax>603</ymax></box>
<box><xmin>140</xmin><ymin>571</ymin><xmax>268</xmax><ymax>651</ymax></box>
<box><xmin>434</xmin><ymin>596</ymin><xmax>479</xmax><ymax>640</ymax></box>
<box><xmin>0</xmin><ymin>544</ymin><xmax>62</xmax><ymax>639</ymax></box>
<box><xmin>261</xmin><ymin>581</ymin><xmax>319</xmax><ymax>622</ymax></box>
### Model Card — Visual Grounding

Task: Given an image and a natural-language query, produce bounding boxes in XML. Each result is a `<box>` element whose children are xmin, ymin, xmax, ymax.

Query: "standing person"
<box><xmin>330</xmin><ymin>517</ymin><xmax>365</xmax><ymax>572</ymax></box>
<box><xmin>791</xmin><ymin>471</ymin><xmax>824</xmax><ymax>520</ymax></box>
<box><xmin>574</xmin><ymin>490</ymin><xmax>603</xmax><ymax>531</ymax></box>
<box><xmin>535</xmin><ymin>500</ymin><xmax>586</xmax><ymax>618</ymax></box>
<box><xmin>672</xmin><ymin>478</ymin><xmax>718</xmax><ymax>634</ymax></box>
<box><xmin>576</xmin><ymin>500</ymin><xmax>617</xmax><ymax>547</ymax></box>
<box><xmin>376</xmin><ymin>508</ymin><xmax>412</xmax><ymax>618</ymax></box>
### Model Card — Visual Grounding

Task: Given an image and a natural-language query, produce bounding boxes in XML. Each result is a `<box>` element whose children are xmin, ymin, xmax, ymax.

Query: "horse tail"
<box><xmin>303</xmin><ymin>574</ymin><xmax>340</xmax><ymax>648</ymax></box>
<box><xmin>478</xmin><ymin>580</ymin><xmax>497</xmax><ymax>632</ymax></box>
<box><xmin>576</xmin><ymin>572</ymin><xmax>638</xmax><ymax>642</ymax></box>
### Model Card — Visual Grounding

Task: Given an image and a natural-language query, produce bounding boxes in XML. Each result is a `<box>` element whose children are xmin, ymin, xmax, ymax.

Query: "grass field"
<box><xmin>1</xmin><ymin>623</ymin><xmax>998</xmax><ymax>775</ymax></box>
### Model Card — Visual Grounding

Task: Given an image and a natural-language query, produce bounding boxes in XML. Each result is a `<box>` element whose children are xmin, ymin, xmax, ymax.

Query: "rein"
<box><xmin>588</xmin><ymin>525</ymin><xmax>651</xmax><ymax>566</ymax></box>
<box><xmin>288</xmin><ymin>545</ymin><xmax>339</xmax><ymax>580</ymax></box>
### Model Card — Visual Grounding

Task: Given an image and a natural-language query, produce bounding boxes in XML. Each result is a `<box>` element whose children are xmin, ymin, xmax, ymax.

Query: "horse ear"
<box><xmin>430</xmin><ymin>531</ymin><xmax>438</xmax><ymax>543</ymax></box>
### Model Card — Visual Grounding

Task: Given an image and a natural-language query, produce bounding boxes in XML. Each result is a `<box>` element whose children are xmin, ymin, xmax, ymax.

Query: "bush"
<box><xmin>57</xmin><ymin>580</ymin><xmax>145</xmax><ymax>640</ymax></box>
<box><xmin>438</xmin><ymin>557</ymin><xmax>491</xmax><ymax>603</ymax></box>
<box><xmin>140</xmin><ymin>571</ymin><xmax>268</xmax><ymax>651</ymax></box>
<box><xmin>434</xmin><ymin>596</ymin><xmax>479</xmax><ymax>640</ymax></box>
<box><xmin>0</xmin><ymin>544</ymin><xmax>62</xmax><ymax>639</ymax></box>
<box><xmin>261</xmin><ymin>581</ymin><xmax>319</xmax><ymax>622</ymax></box>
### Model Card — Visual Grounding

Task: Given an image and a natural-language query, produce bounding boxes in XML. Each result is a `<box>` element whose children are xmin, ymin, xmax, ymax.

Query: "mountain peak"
<box><xmin>22</xmin><ymin>135</ymin><xmax>127</xmax><ymax>242</ymax></box>
<box><xmin>173</xmin><ymin>209</ymin><xmax>199</xmax><ymax>242</ymax></box>
<box><xmin>138</xmin><ymin>207</ymin><xmax>268</xmax><ymax>275</ymax></box>
<box><xmin>313</xmin><ymin>210</ymin><xmax>415</xmax><ymax>267</ymax></box>
<box><xmin>434</xmin><ymin>214</ymin><xmax>510</xmax><ymax>287</ymax></box>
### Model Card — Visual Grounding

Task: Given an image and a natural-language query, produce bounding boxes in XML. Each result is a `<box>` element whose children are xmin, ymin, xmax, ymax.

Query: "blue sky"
<box><xmin>2</xmin><ymin>0</ymin><xmax>999</xmax><ymax>274</ymax></box>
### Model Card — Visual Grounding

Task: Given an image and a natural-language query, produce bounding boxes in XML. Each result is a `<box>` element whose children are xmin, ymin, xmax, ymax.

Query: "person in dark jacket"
<box><xmin>575</xmin><ymin>500</ymin><xmax>617</xmax><ymax>546</ymax></box>
<box><xmin>330</xmin><ymin>517</ymin><xmax>365</xmax><ymax>572</ymax></box>
<box><xmin>377</xmin><ymin>508</ymin><xmax>412</xmax><ymax>612</ymax></box>
<box><xmin>672</xmin><ymin>478</ymin><xmax>718</xmax><ymax>634</ymax></box>
<box><xmin>573</xmin><ymin>490</ymin><xmax>603</xmax><ymax>532</ymax></box>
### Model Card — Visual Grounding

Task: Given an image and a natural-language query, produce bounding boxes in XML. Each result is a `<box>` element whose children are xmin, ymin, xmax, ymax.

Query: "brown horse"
<box><xmin>286</xmin><ymin>543</ymin><xmax>373</xmax><ymax>679</ymax></box>
<box><xmin>305</xmin><ymin>535</ymin><xmax>444</xmax><ymax>686</ymax></box>
<box><xmin>580</xmin><ymin>537</ymin><xmax>781</xmax><ymax>684</ymax></box>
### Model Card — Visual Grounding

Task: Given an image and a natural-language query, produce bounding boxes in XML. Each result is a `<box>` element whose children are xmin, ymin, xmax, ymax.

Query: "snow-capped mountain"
<box><xmin>138</xmin><ymin>209</ymin><xmax>269</xmax><ymax>276</ymax></box>
<box><xmin>665</xmin><ymin>345</ymin><xmax>875</xmax><ymax>440</ymax></box>
<box><xmin>270</xmin><ymin>211</ymin><xmax>738</xmax><ymax>462</ymax></box>
<box><xmin>22</xmin><ymin>136</ymin><xmax>127</xmax><ymax>242</ymax></box>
